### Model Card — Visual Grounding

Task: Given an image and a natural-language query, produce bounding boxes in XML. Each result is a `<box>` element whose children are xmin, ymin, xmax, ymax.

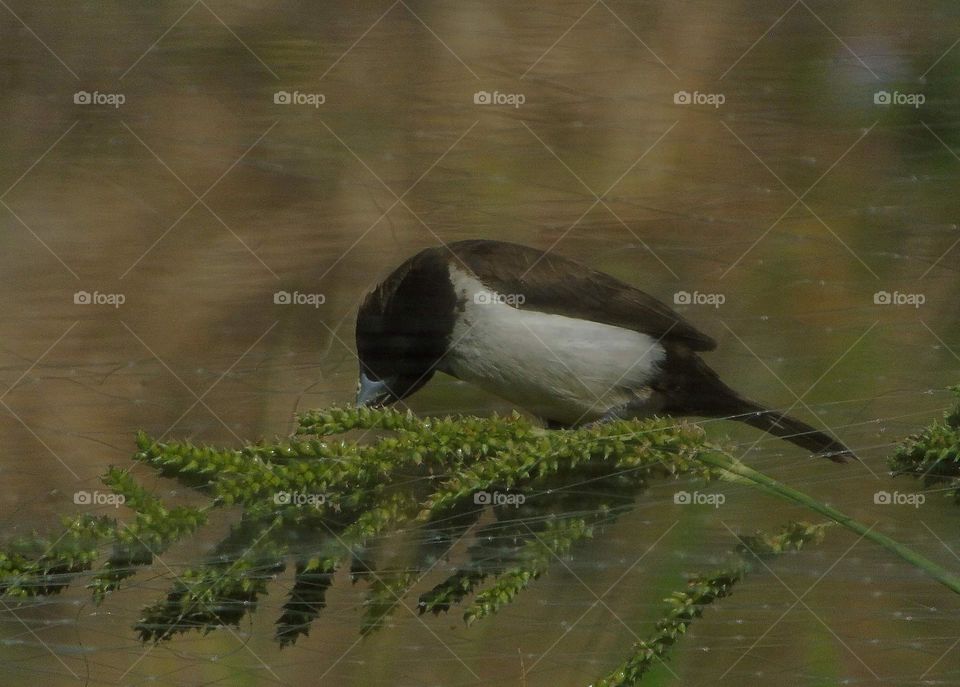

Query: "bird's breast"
<box><xmin>439</xmin><ymin>268</ymin><xmax>667</xmax><ymax>425</ymax></box>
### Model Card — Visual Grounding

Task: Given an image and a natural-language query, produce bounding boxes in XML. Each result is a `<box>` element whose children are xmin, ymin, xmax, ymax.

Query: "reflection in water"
<box><xmin>4</xmin><ymin>402</ymin><xmax>954</xmax><ymax>686</ymax></box>
<box><xmin>4</xmin><ymin>407</ymin><xmax>714</xmax><ymax>683</ymax></box>
<box><xmin>2</xmin><ymin>1</ymin><xmax>960</xmax><ymax>685</ymax></box>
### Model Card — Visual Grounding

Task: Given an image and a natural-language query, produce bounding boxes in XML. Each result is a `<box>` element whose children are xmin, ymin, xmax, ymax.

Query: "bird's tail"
<box><xmin>666</xmin><ymin>356</ymin><xmax>855</xmax><ymax>462</ymax></box>
<box><xmin>726</xmin><ymin>399</ymin><xmax>854</xmax><ymax>463</ymax></box>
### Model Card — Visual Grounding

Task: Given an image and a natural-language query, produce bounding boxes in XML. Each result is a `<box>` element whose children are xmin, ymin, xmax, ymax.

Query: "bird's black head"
<box><xmin>355</xmin><ymin>248</ymin><xmax>458</xmax><ymax>407</ymax></box>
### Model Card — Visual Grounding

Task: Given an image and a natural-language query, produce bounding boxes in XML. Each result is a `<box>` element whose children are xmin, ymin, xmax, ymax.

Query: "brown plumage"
<box><xmin>356</xmin><ymin>240</ymin><xmax>854</xmax><ymax>462</ymax></box>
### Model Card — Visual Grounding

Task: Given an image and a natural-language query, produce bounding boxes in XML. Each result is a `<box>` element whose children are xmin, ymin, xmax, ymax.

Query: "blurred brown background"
<box><xmin>1</xmin><ymin>2</ymin><xmax>959</xmax><ymax>685</ymax></box>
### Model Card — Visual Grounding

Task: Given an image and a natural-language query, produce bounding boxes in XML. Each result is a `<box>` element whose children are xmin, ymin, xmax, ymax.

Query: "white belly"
<box><xmin>440</xmin><ymin>269</ymin><xmax>666</xmax><ymax>425</ymax></box>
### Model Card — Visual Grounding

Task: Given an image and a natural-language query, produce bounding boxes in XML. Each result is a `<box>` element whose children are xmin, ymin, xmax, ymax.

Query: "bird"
<box><xmin>355</xmin><ymin>239</ymin><xmax>853</xmax><ymax>462</ymax></box>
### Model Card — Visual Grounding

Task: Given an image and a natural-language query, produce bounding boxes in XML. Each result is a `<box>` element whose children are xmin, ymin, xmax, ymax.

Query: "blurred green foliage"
<box><xmin>1</xmin><ymin>396</ymin><xmax>957</xmax><ymax>684</ymax></box>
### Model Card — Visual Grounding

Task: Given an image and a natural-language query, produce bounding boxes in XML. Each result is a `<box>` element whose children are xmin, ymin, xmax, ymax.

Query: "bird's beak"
<box><xmin>356</xmin><ymin>372</ymin><xmax>393</xmax><ymax>408</ymax></box>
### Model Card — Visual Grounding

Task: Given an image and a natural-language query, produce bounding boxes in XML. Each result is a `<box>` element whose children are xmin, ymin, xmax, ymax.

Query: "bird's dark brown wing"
<box><xmin>448</xmin><ymin>239</ymin><xmax>716</xmax><ymax>351</ymax></box>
